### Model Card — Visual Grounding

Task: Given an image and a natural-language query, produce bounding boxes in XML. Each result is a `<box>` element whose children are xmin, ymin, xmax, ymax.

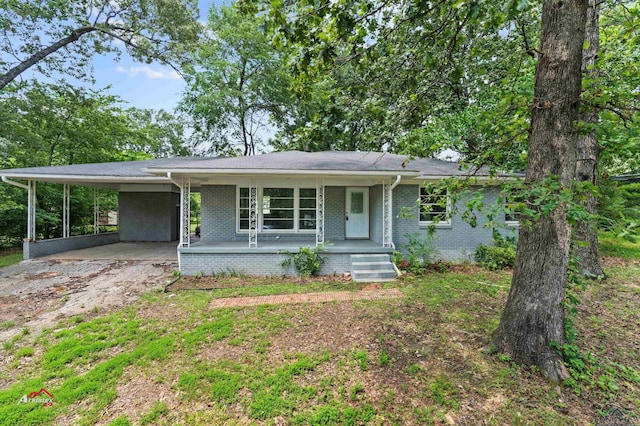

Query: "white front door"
<box><xmin>345</xmin><ymin>187</ymin><xmax>369</xmax><ymax>239</ymax></box>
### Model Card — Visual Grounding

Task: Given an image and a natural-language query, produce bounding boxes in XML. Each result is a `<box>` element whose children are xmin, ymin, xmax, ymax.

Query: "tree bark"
<box><xmin>492</xmin><ymin>0</ymin><xmax>588</xmax><ymax>382</ymax></box>
<box><xmin>0</xmin><ymin>27</ymin><xmax>96</xmax><ymax>91</ymax></box>
<box><xmin>573</xmin><ymin>0</ymin><xmax>605</xmax><ymax>278</ymax></box>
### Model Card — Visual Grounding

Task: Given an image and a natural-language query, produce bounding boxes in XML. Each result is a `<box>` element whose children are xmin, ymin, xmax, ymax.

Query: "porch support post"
<box><xmin>383</xmin><ymin>181</ymin><xmax>392</xmax><ymax>248</ymax></box>
<box><xmin>180</xmin><ymin>177</ymin><xmax>191</xmax><ymax>248</ymax></box>
<box><xmin>93</xmin><ymin>188</ymin><xmax>99</xmax><ymax>235</ymax></box>
<box><xmin>27</xmin><ymin>180</ymin><xmax>36</xmax><ymax>241</ymax></box>
<box><xmin>249</xmin><ymin>184</ymin><xmax>258</xmax><ymax>248</ymax></box>
<box><xmin>316</xmin><ymin>180</ymin><xmax>324</xmax><ymax>246</ymax></box>
<box><xmin>62</xmin><ymin>184</ymin><xmax>70</xmax><ymax>238</ymax></box>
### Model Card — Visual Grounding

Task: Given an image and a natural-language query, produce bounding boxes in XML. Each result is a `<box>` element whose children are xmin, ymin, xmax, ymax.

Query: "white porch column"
<box><xmin>62</xmin><ymin>184</ymin><xmax>70</xmax><ymax>238</ymax></box>
<box><xmin>316</xmin><ymin>180</ymin><xmax>325</xmax><ymax>246</ymax></box>
<box><xmin>27</xmin><ymin>180</ymin><xmax>36</xmax><ymax>241</ymax></box>
<box><xmin>383</xmin><ymin>181</ymin><xmax>393</xmax><ymax>248</ymax></box>
<box><xmin>180</xmin><ymin>177</ymin><xmax>191</xmax><ymax>248</ymax></box>
<box><xmin>93</xmin><ymin>188</ymin><xmax>99</xmax><ymax>235</ymax></box>
<box><xmin>249</xmin><ymin>184</ymin><xmax>258</xmax><ymax>248</ymax></box>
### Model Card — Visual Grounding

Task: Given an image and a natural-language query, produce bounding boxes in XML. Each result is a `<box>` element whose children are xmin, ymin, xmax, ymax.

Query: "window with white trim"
<box><xmin>238</xmin><ymin>187</ymin><xmax>316</xmax><ymax>232</ymax></box>
<box><xmin>504</xmin><ymin>195</ymin><xmax>522</xmax><ymax>225</ymax></box>
<box><xmin>419</xmin><ymin>187</ymin><xmax>450</xmax><ymax>224</ymax></box>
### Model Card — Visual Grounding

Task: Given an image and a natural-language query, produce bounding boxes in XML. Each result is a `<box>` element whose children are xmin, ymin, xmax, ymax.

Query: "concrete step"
<box><xmin>352</xmin><ymin>270</ymin><xmax>397</xmax><ymax>282</ymax></box>
<box><xmin>350</xmin><ymin>254</ymin><xmax>397</xmax><ymax>282</ymax></box>
<box><xmin>350</xmin><ymin>254</ymin><xmax>391</xmax><ymax>263</ymax></box>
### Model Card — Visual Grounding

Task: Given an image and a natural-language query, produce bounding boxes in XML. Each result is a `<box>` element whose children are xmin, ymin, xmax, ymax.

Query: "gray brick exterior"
<box><xmin>325</xmin><ymin>186</ymin><xmax>345</xmax><ymax>241</ymax></box>
<box><xmin>200</xmin><ymin>185</ymin><xmax>347</xmax><ymax>243</ymax></box>
<box><xmin>181</xmin><ymin>182</ymin><xmax>518</xmax><ymax>275</ymax></box>
<box><xmin>179</xmin><ymin>251</ymin><xmax>352</xmax><ymax>276</ymax></box>
<box><xmin>369</xmin><ymin>184</ymin><xmax>383</xmax><ymax>245</ymax></box>
<box><xmin>119</xmin><ymin>192</ymin><xmax>179</xmax><ymax>241</ymax></box>
<box><xmin>392</xmin><ymin>184</ymin><xmax>517</xmax><ymax>261</ymax></box>
<box><xmin>23</xmin><ymin>233</ymin><xmax>120</xmax><ymax>260</ymax></box>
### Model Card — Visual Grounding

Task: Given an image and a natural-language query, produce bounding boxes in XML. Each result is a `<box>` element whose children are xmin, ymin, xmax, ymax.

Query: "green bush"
<box><xmin>474</xmin><ymin>234</ymin><xmax>516</xmax><ymax>270</ymax></box>
<box><xmin>279</xmin><ymin>245</ymin><xmax>327</xmax><ymax>276</ymax></box>
<box><xmin>403</xmin><ymin>233</ymin><xmax>437</xmax><ymax>274</ymax></box>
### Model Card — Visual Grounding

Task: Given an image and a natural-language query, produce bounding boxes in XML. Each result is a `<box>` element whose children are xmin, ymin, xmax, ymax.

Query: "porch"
<box><xmin>178</xmin><ymin>239</ymin><xmax>396</xmax><ymax>280</ymax></box>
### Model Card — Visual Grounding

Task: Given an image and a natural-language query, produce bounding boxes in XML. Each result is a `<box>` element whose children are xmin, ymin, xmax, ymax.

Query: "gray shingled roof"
<box><xmin>0</xmin><ymin>157</ymin><xmax>208</xmax><ymax>177</ymax></box>
<box><xmin>144</xmin><ymin>151</ymin><xmax>478</xmax><ymax>176</ymax></box>
<box><xmin>0</xmin><ymin>151</ymin><xmax>488</xmax><ymax>180</ymax></box>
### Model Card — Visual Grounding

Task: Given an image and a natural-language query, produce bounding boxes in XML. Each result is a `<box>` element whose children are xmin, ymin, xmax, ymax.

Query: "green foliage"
<box><xmin>0</xmin><ymin>251</ymin><xmax>21</xmax><ymax>267</ymax></box>
<box><xmin>279</xmin><ymin>246</ymin><xmax>328</xmax><ymax>277</ymax></box>
<box><xmin>599</xmin><ymin>231</ymin><xmax>640</xmax><ymax>260</ymax></box>
<box><xmin>474</xmin><ymin>233</ymin><xmax>517</xmax><ymax>270</ymax></box>
<box><xmin>139</xmin><ymin>402</ymin><xmax>169</xmax><ymax>425</ymax></box>
<box><xmin>402</xmin><ymin>233</ymin><xmax>437</xmax><ymax>274</ymax></box>
<box><xmin>0</xmin><ymin>0</ymin><xmax>200</xmax><ymax>88</ymax></box>
<box><xmin>599</xmin><ymin>180</ymin><xmax>640</xmax><ymax>242</ymax></box>
<box><xmin>352</xmin><ymin>350</ymin><xmax>369</xmax><ymax>372</ymax></box>
<box><xmin>180</xmin><ymin>5</ymin><xmax>292</xmax><ymax>155</ymax></box>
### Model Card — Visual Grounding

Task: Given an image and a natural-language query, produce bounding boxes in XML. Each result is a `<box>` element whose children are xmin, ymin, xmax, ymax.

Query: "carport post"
<box><xmin>27</xmin><ymin>180</ymin><xmax>36</xmax><ymax>240</ymax></box>
<box><xmin>62</xmin><ymin>184</ymin><xmax>70</xmax><ymax>238</ymax></box>
<box><xmin>180</xmin><ymin>176</ymin><xmax>191</xmax><ymax>248</ymax></box>
<box><xmin>93</xmin><ymin>188</ymin><xmax>99</xmax><ymax>235</ymax></box>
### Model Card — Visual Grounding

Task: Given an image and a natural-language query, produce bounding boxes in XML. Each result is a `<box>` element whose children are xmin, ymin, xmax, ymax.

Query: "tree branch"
<box><xmin>0</xmin><ymin>26</ymin><xmax>96</xmax><ymax>90</ymax></box>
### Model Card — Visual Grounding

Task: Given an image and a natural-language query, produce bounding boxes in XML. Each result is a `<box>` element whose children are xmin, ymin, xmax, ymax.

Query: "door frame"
<box><xmin>344</xmin><ymin>186</ymin><xmax>370</xmax><ymax>239</ymax></box>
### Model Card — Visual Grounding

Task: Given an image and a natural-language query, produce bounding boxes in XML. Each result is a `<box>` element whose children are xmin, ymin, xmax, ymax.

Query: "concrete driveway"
<box><xmin>44</xmin><ymin>242</ymin><xmax>178</xmax><ymax>261</ymax></box>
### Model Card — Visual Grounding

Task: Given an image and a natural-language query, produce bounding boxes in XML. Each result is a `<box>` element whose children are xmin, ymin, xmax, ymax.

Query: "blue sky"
<box><xmin>87</xmin><ymin>0</ymin><xmax>225</xmax><ymax>112</ymax></box>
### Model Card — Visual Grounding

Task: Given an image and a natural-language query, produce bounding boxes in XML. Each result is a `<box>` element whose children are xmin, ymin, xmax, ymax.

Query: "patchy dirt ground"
<box><xmin>0</xmin><ymin>259</ymin><xmax>176</xmax><ymax>342</ymax></box>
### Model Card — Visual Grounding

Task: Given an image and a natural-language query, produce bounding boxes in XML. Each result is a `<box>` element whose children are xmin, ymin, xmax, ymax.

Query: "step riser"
<box><xmin>350</xmin><ymin>254</ymin><xmax>390</xmax><ymax>263</ymax></box>
<box><xmin>352</xmin><ymin>263</ymin><xmax>396</xmax><ymax>272</ymax></box>
<box><xmin>353</xmin><ymin>271</ymin><xmax>397</xmax><ymax>280</ymax></box>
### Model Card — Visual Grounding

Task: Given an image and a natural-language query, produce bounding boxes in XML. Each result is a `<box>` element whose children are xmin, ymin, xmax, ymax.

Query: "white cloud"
<box><xmin>115</xmin><ymin>66</ymin><xmax>181</xmax><ymax>80</ymax></box>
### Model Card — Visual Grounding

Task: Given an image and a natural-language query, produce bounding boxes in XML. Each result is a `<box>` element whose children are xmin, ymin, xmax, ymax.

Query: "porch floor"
<box><xmin>181</xmin><ymin>239</ymin><xmax>394</xmax><ymax>254</ymax></box>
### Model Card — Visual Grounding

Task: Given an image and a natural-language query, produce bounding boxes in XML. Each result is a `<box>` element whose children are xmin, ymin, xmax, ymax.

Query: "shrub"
<box><xmin>403</xmin><ymin>233</ymin><xmax>437</xmax><ymax>274</ymax></box>
<box><xmin>475</xmin><ymin>234</ymin><xmax>516</xmax><ymax>270</ymax></box>
<box><xmin>279</xmin><ymin>245</ymin><xmax>327</xmax><ymax>276</ymax></box>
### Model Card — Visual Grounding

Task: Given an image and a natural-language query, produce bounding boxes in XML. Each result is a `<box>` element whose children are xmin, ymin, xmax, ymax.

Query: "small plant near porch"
<box><xmin>279</xmin><ymin>245</ymin><xmax>328</xmax><ymax>277</ymax></box>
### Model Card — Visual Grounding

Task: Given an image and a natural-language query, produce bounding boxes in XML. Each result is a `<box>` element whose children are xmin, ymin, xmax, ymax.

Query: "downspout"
<box><xmin>2</xmin><ymin>176</ymin><xmax>29</xmax><ymax>190</ymax></box>
<box><xmin>389</xmin><ymin>175</ymin><xmax>402</xmax><ymax>277</ymax></box>
<box><xmin>167</xmin><ymin>172</ymin><xmax>183</xmax><ymax>271</ymax></box>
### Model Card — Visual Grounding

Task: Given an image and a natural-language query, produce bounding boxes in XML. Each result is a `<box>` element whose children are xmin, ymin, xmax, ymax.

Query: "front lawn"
<box><xmin>0</xmin><ymin>249</ymin><xmax>22</xmax><ymax>269</ymax></box>
<box><xmin>1</xmin><ymin>258</ymin><xmax>638</xmax><ymax>425</ymax></box>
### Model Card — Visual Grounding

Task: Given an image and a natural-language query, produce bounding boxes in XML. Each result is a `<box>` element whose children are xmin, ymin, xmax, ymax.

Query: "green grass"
<box><xmin>599</xmin><ymin>231</ymin><xmax>640</xmax><ymax>259</ymax></box>
<box><xmin>0</xmin><ymin>251</ymin><xmax>22</xmax><ymax>268</ymax></box>
<box><xmin>0</xmin><ymin>258</ymin><xmax>637</xmax><ymax>425</ymax></box>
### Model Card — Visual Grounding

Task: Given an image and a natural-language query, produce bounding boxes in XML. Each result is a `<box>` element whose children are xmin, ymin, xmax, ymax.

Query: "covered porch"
<box><xmin>178</xmin><ymin>239</ymin><xmax>396</xmax><ymax>278</ymax></box>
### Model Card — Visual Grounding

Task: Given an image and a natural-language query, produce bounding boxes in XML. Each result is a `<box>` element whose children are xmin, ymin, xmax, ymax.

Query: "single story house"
<box><xmin>0</xmin><ymin>151</ymin><xmax>518</xmax><ymax>280</ymax></box>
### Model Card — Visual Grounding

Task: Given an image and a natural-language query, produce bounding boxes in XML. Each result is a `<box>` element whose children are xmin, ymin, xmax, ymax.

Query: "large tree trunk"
<box><xmin>574</xmin><ymin>0</ymin><xmax>605</xmax><ymax>278</ymax></box>
<box><xmin>492</xmin><ymin>0</ymin><xmax>588</xmax><ymax>383</ymax></box>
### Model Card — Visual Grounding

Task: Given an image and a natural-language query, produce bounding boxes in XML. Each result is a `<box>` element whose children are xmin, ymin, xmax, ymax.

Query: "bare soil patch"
<box><xmin>0</xmin><ymin>259</ymin><xmax>175</xmax><ymax>342</ymax></box>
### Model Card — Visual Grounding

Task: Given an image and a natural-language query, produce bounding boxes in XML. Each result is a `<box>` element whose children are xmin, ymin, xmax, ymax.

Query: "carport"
<box><xmin>0</xmin><ymin>157</ymin><xmax>207</xmax><ymax>260</ymax></box>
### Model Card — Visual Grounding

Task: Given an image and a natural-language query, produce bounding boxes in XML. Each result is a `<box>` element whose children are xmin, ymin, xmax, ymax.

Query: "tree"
<box><xmin>180</xmin><ymin>6</ymin><xmax>292</xmax><ymax>156</ymax></box>
<box><xmin>573</xmin><ymin>0</ymin><xmax>605</xmax><ymax>278</ymax></box>
<box><xmin>492</xmin><ymin>0</ymin><xmax>588</xmax><ymax>382</ymax></box>
<box><xmin>0</xmin><ymin>0</ymin><xmax>200</xmax><ymax>90</ymax></box>
<box><xmin>0</xmin><ymin>81</ymin><xmax>190</xmax><ymax>241</ymax></box>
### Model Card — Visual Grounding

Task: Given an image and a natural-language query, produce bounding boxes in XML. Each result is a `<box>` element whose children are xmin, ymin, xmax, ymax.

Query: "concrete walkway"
<box><xmin>209</xmin><ymin>288</ymin><xmax>403</xmax><ymax>309</ymax></box>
